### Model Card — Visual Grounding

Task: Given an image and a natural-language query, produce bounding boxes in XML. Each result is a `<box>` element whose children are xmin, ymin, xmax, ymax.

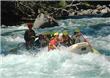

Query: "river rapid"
<box><xmin>1</xmin><ymin>17</ymin><xmax>110</xmax><ymax>78</ymax></box>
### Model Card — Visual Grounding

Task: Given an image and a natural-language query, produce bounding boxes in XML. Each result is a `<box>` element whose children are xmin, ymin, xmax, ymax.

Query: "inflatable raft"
<box><xmin>68</xmin><ymin>42</ymin><xmax>100</xmax><ymax>54</ymax></box>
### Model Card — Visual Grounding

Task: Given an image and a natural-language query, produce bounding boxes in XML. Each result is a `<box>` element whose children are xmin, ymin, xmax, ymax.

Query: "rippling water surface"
<box><xmin>1</xmin><ymin>17</ymin><xmax>110</xmax><ymax>78</ymax></box>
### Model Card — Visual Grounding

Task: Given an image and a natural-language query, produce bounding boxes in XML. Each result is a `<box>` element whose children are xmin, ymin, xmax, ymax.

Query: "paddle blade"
<box><xmin>92</xmin><ymin>48</ymin><xmax>101</xmax><ymax>55</ymax></box>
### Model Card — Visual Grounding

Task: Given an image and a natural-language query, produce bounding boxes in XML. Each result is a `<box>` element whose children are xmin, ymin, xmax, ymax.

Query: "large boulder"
<box><xmin>92</xmin><ymin>9</ymin><xmax>99</xmax><ymax>14</ymax></box>
<box><xmin>101</xmin><ymin>8</ymin><xmax>108</xmax><ymax>14</ymax></box>
<box><xmin>101</xmin><ymin>5</ymin><xmax>110</xmax><ymax>14</ymax></box>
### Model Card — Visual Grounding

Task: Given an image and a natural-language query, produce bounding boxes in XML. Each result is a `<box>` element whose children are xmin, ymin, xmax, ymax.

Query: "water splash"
<box><xmin>0</xmin><ymin>48</ymin><xmax>110</xmax><ymax>78</ymax></box>
<box><xmin>1</xmin><ymin>17</ymin><xmax>110</xmax><ymax>78</ymax></box>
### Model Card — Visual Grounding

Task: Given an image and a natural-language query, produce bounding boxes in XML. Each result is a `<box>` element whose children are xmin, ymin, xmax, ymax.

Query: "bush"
<box><xmin>58</xmin><ymin>0</ymin><xmax>67</xmax><ymax>8</ymax></box>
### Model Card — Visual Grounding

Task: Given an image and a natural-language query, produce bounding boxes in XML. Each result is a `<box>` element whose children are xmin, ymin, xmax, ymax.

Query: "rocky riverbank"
<box><xmin>1</xmin><ymin>1</ymin><xmax>110</xmax><ymax>26</ymax></box>
<box><xmin>45</xmin><ymin>3</ymin><xmax>110</xmax><ymax>18</ymax></box>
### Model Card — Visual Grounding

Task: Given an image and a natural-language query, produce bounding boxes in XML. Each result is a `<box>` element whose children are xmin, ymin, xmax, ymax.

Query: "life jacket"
<box><xmin>49</xmin><ymin>39</ymin><xmax>56</xmax><ymax>45</ymax></box>
<box><xmin>48</xmin><ymin>39</ymin><xmax>57</xmax><ymax>51</ymax></box>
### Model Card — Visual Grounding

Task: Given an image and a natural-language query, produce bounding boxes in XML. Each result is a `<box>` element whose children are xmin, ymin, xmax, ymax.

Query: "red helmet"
<box><xmin>27</xmin><ymin>23</ymin><xmax>33</xmax><ymax>29</ymax></box>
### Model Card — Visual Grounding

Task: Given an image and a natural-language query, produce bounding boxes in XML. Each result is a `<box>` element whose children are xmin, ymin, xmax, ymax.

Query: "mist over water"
<box><xmin>1</xmin><ymin>17</ymin><xmax>110</xmax><ymax>78</ymax></box>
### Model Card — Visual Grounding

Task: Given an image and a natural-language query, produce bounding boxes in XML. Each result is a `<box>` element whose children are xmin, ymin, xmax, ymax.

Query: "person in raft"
<box><xmin>24</xmin><ymin>23</ymin><xmax>36</xmax><ymax>50</ymax></box>
<box><xmin>48</xmin><ymin>32</ymin><xmax>60</xmax><ymax>51</ymax></box>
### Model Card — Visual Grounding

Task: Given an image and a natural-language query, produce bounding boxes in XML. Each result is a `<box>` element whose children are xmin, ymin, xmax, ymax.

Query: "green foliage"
<box><xmin>58</xmin><ymin>0</ymin><xmax>67</xmax><ymax>8</ymax></box>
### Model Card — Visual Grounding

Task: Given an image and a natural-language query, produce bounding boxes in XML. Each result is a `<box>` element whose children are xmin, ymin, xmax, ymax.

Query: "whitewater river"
<box><xmin>1</xmin><ymin>17</ymin><xmax>110</xmax><ymax>78</ymax></box>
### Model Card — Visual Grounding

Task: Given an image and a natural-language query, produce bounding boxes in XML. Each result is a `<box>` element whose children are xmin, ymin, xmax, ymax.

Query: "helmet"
<box><xmin>54</xmin><ymin>32</ymin><xmax>59</xmax><ymax>36</ymax></box>
<box><xmin>63</xmin><ymin>31</ymin><xmax>68</xmax><ymax>36</ymax></box>
<box><xmin>75</xmin><ymin>28</ymin><xmax>80</xmax><ymax>32</ymax></box>
<box><xmin>27</xmin><ymin>23</ymin><xmax>33</xmax><ymax>29</ymax></box>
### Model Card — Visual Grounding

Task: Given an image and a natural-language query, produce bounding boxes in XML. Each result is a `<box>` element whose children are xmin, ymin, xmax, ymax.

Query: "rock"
<box><xmin>97</xmin><ymin>5</ymin><xmax>102</xmax><ymax>10</ymax></box>
<box><xmin>74</xmin><ymin>11</ymin><xmax>78</xmax><ymax>15</ymax></box>
<box><xmin>61</xmin><ymin>9</ymin><xmax>69</xmax><ymax>16</ymax></box>
<box><xmin>69</xmin><ymin>12</ymin><xmax>75</xmax><ymax>16</ymax></box>
<box><xmin>78</xmin><ymin>12</ymin><xmax>83</xmax><ymax>15</ymax></box>
<box><xmin>78</xmin><ymin>10</ymin><xmax>91</xmax><ymax>15</ymax></box>
<box><xmin>82</xmin><ymin>10</ymin><xmax>89</xmax><ymax>15</ymax></box>
<box><xmin>87</xmin><ymin>9</ymin><xmax>93</xmax><ymax>14</ymax></box>
<box><xmin>101</xmin><ymin>8</ymin><xmax>108</xmax><ymax>13</ymax></box>
<box><xmin>109</xmin><ymin>4</ymin><xmax>110</xmax><ymax>7</ymax></box>
<box><xmin>101</xmin><ymin>5</ymin><xmax>110</xmax><ymax>14</ymax></box>
<box><xmin>68</xmin><ymin>9</ymin><xmax>74</xmax><ymax>13</ymax></box>
<box><xmin>1</xmin><ymin>25</ymin><xmax>7</xmax><ymax>28</ymax></box>
<box><xmin>92</xmin><ymin>9</ymin><xmax>99</xmax><ymax>14</ymax></box>
<box><xmin>102</xmin><ymin>5</ymin><xmax>106</xmax><ymax>8</ymax></box>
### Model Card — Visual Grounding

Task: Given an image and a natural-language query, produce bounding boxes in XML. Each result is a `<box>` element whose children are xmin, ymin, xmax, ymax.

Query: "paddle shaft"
<box><xmin>80</xmin><ymin>33</ymin><xmax>93</xmax><ymax>51</ymax></box>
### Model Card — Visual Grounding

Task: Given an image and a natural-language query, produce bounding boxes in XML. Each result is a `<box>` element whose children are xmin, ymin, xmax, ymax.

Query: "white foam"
<box><xmin>1</xmin><ymin>17</ymin><xmax>110</xmax><ymax>78</ymax></box>
<box><xmin>4</xmin><ymin>36</ymin><xmax>24</xmax><ymax>43</ymax></box>
<box><xmin>18</xmin><ymin>24</ymin><xmax>28</xmax><ymax>30</ymax></box>
<box><xmin>0</xmin><ymin>48</ymin><xmax>110</xmax><ymax>78</ymax></box>
<box><xmin>91</xmin><ymin>35</ymin><xmax>110</xmax><ymax>51</ymax></box>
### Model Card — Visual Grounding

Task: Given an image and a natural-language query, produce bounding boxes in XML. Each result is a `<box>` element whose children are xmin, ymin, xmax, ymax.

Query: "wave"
<box><xmin>1</xmin><ymin>17</ymin><xmax>110</xmax><ymax>78</ymax></box>
<box><xmin>0</xmin><ymin>48</ymin><xmax>110</xmax><ymax>78</ymax></box>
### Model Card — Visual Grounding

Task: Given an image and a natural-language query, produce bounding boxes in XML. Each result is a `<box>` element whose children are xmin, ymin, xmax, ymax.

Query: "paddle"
<box><xmin>80</xmin><ymin>33</ymin><xmax>92</xmax><ymax>49</ymax></box>
<box><xmin>80</xmin><ymin>32</ymin><xmax>100</xmax><ymax>54</ymax></box>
